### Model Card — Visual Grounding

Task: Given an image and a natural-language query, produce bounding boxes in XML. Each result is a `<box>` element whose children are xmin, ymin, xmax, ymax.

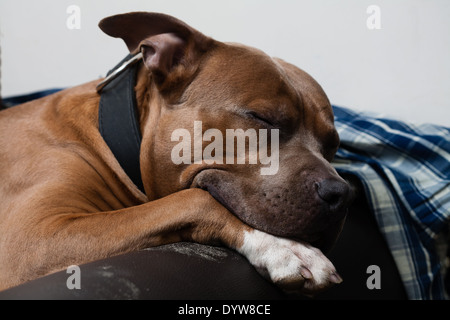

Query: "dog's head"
<box><xmin>100</xmin><ymin>12</ymin><xmax>352</xmax><ymax>252</ymax></box>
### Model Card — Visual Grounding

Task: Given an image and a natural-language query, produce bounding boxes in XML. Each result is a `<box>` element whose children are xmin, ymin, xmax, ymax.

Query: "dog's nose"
<box><xmin>315</xmin><ymin>178</ymin><xmax>350</xmax><ymax>213</ymax></box>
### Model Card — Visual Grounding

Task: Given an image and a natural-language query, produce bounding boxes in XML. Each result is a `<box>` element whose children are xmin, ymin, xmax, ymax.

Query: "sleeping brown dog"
<box><xmin>0</xmin><ymin>12</ymin><xmax>350</xmax><ymax>295</ymax></box>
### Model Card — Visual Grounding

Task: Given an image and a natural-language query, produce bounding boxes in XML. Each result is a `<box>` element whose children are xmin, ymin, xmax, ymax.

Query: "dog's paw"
<box><xmin>237</xmin><ymin>229</ymin><xmax>342</xmax><ymax>295</ymax></box>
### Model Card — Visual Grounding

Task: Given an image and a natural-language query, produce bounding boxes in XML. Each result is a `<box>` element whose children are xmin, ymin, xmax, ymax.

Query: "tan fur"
<box><xmin>0</xmin><ymin>12</ymin><xmax>347</xmax><ymax>292</ymax></box>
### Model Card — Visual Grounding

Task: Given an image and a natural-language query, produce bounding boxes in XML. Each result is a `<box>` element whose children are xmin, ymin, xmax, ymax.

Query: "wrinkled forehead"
<box><xmin>186</xmin><ymin>41</ymin><xmax>335</xmax><ymax>129</ymax></box>
<box><xmin>272</xmin><ymin>57</ymin><xmax>334</xmax><ymax>123</ymax></box>
<box><xmin>198</xmin><ymin>43</ymin><xmax>299</xmax><ymax>104</ymax></box>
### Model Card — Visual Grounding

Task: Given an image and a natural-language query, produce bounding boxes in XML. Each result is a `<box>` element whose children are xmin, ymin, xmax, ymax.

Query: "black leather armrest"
<box><xmin>0</xmin><ymin>243</ymin><xmax>284</xmax><ymax>300</ymax></box>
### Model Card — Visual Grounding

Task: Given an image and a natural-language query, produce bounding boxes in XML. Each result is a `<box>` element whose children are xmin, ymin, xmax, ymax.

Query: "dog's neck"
<box><xmin>97</xmin><ymin>54</ymin><xmax>146</xmax><ymax>193</ymax></box>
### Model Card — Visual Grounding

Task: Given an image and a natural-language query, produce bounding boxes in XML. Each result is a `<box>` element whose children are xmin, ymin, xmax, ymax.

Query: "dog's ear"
<box><xmin>99</xmin><ymin>12</ymin><xmax>214</xmax><ymax>89</ymax></box>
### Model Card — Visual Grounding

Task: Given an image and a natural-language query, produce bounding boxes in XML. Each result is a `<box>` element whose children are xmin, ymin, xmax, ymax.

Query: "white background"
<box><xmin>0</xmin><ymin>0</ymin><xmax>449</xmax><ymax>127</ymax></box>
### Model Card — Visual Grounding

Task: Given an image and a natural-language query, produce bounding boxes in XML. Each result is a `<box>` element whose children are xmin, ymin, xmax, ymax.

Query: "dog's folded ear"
<box><xmin>99</xmin><ymin>12</ymin><xmax>214</xmax><ymax>89</ymax></box>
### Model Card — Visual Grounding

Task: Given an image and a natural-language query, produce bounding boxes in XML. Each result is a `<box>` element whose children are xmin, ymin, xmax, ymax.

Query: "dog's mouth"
<box><xmin>189</xmin><ymin>168</ymin><xmax>348</xmax><ymax>253</ymax></box>
<box><xmin>189</xmin><ymin>168</ymin><xmax>239</xmax><ymax>216</ymax></box>
<box><xmin>201</xmin><ymin>184</ymin><xmax>233</xmax><ymax>214</ymax></box>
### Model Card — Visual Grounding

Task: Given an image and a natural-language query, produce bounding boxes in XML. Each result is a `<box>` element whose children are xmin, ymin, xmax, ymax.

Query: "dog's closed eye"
<box><xmin>246</xmin><ymin>111</ymin><xmax>277</xmax><ymax>128</ymax></box>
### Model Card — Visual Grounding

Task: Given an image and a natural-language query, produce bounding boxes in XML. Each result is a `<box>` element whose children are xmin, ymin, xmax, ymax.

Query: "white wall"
<box><xmin>1</xmin><ymin>0</ymin><xmax>449</xmax><ymax>126</ymax></box>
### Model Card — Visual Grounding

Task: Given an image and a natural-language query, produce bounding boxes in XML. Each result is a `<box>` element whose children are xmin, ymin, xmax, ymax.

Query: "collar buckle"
<box><xmin>96</xmin><ymin>52</ymin><xmax>143</xmax><ymax>93</ymax></box>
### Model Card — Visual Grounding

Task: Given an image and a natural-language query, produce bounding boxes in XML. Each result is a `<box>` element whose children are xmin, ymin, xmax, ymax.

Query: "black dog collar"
<box><xmin>97</xmin><ymin>53</ymin><xmax>145</xmax><ymax>193</ymax></box>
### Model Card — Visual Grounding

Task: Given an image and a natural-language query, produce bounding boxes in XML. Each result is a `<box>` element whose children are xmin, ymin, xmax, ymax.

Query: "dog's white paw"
<box><xmin>237</xmin><ymin>229</ymin><xmax>342</xmax><ymax>295</ymax></box>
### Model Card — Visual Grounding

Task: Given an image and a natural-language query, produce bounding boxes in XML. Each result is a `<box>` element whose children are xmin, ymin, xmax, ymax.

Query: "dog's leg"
<box><xmin>238</xmin><ymin>229</ymin><xmax>342</xmax><ymax>294</ymax></box>
<box><xmin>1</xmin><ymin>188</ymin><xmax>339</xmax><ymax>294</ymax></box>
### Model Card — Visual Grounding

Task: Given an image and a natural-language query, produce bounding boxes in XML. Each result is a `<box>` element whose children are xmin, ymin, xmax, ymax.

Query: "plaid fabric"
<box><xmin>332</xmin><ymin>105</ymin><xmax>450</xmax><ymax>300</ymax></box>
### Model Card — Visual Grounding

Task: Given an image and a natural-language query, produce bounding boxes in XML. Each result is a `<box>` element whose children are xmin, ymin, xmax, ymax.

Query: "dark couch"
<box><xmin>0</xmin><ymin>177</ymin><xmax>408</xmax><ymax>300</ymax></box>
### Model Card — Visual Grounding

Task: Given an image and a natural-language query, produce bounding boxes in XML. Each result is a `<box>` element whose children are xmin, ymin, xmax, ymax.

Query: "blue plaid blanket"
<box><xmin>332</xmin><ymin>106</ymin><xmax>450</xmax><ymax>300</ymax></box>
